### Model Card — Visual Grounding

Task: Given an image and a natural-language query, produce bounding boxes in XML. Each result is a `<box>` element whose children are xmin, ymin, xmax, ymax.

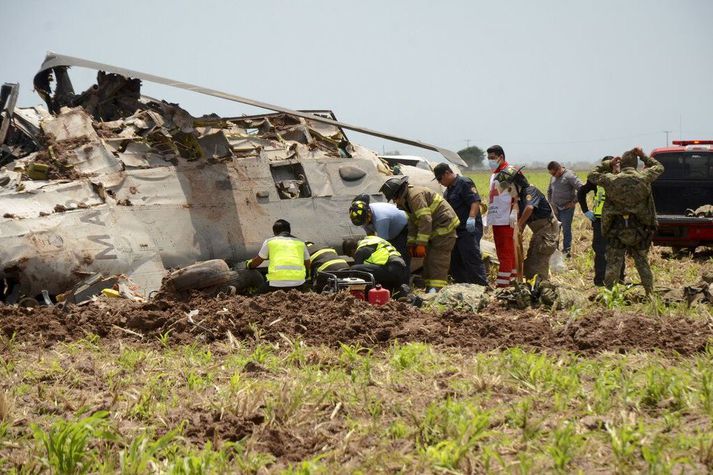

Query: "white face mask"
<box><xmin>488</xmin><ymin>159</ymin><xmax>499</xmax><ymax>171</ymax></box>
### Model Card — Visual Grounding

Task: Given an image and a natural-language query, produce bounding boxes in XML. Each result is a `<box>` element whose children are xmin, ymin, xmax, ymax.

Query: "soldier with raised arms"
<box><xmin>587</xmin><ymin>147</ymin><xmax>664</xmax><ymax>294</ymax></box>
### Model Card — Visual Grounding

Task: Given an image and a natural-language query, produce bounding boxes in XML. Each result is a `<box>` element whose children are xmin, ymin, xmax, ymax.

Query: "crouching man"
<box><xmin>307</xmin><ymin>242</ymin><xmax>350</xmax><ymax>292</ymax></box>
<box><xmin>349</xmin><ymin>235</ymin><xmax>408</xmax><ymax>292</ymax></box>
<box><xmin>246</xmin><ymin>219</ymin><xmax>310</xmax><ymax>291</ymax></box>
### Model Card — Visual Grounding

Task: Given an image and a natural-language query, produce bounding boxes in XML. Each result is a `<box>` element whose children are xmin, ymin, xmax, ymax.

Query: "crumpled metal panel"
<box><xmin>69</xmin><ymin>142</ymin><xmax>122</xmax><ymax>175</ymax></box>
<box><xmin>0</xmin><ymin>210</ymin><xmax>165</xmax><ymax>296</ymax></box>
<box><xmin>34</xmin><ymin>52</ymin><xmax>467</xmax><ymax>167</ymax></box>
<box><xmin>103</xmin><ymin>168</ymin><xmax>188</xmax><ymax>206</ymax></box>
<box><xmin>41</xmin><ymin>107</ymin><xmax>99</xmax><ymax>142</ymax></box>
<box><xmin>0</xmin><ymin>180</ymin><xmax>104</xmax><ymax>218</ymax></box>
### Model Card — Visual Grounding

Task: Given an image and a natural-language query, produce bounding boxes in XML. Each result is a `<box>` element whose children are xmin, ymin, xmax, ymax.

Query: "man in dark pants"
<box><xmin>306</xmin><ymin>242</ymin><xmax>350</xmax><ymax>292</ymax></box>
<box><xmin>578</xmin><ymin>156</ymin><xmax>623</xmax><ymax>286</ymax></box>
<box><xmin>547</xmin><ymin>161</ymin><xmax>582</xmax><ymax>257</ymax></box>
<box><xmin>246</xmin><ymin>219</ymin><xmax>310</xmax><ymax>292</ymax></box>
<box><xmin>433</xmin><ymin>163</ymin><xmax>488</xmax><ymax>286</ymax></box>
<box><xmin>350</xmin><ymin>235</ymin><xmax>408</xmax><ymax>291</ymax></box>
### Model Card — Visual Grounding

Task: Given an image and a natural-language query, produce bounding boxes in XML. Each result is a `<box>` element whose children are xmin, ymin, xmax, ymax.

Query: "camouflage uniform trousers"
<box><xmin>604</xmin><ymin>246</ymin><xmax>653</xmax><ymax>293</ymax></box>
<box><xmin>523</xmin><ymin>217</ymin><xmax>560</xmax><ymax>281</ymax></box>
<box><xmin>604</xmin><ymin>220</ymin><xmax>655</xmax><ymax>293</ymax></box>
<box><xmin>423</xmin><ymin>235</ymin><xmax>456</xmax><ymax>289</ymax></box>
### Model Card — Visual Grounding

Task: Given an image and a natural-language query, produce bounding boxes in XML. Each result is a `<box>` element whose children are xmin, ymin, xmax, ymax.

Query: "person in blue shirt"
<box><xmin>433</xmin><ymin>163</ymin><xmax>488</xmax><ymax>286</ymax></box>
<box><xmin>349</xmin><ymin>194</ymin><xmax>410</xmax><ymax>270</ymax></box>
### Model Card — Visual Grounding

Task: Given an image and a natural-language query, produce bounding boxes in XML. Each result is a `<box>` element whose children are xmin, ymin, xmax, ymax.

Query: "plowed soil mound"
<box><xmin>1</xmin><ymin>291</ymin><xmax>711</xmax><ymax>354</ymax></box>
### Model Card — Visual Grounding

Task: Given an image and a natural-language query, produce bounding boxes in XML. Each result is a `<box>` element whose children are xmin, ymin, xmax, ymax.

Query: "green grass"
<box><xmin>2</xmin><ymin>168</ymin><xmax>712</xmax><ymax>472</ymax></box>
<box><xmin>466</xmin><ymin>169</ymin><xmax>588</xmax><ymax>198</ymax></box>
<box><xmin>2</xmin><ymin>339</ymin><xmax>713</xmax><ymax>473</ymax></box>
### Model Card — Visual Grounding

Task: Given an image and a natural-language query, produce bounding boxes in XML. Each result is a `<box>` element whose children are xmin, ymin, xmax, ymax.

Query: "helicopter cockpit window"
<box><xmin>270</xmin><ymin>163</ymin><xmax>311</xmax><ymax>199</ymax></box>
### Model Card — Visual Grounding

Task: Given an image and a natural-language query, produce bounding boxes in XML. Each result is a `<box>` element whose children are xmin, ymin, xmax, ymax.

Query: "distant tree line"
<box><xmin>457</xmin><ymin>146</ymin><xmax>485</xmax><ymax>169</ymax></box>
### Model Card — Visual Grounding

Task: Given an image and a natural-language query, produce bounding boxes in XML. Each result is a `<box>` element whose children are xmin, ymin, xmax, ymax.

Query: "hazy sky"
<box><xmin>2</xmin><ymin>0</ymin><xmax>712</xmax><ymax>165</ymax></box>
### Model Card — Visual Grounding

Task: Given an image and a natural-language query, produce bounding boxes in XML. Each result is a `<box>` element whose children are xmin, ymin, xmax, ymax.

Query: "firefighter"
<box><xmin>380</xmin><ymin>176</ymin><xmax>459</xmax><ymax>293</ymax></box>
<box><xmin>351</xmin><ymin>235</ymin><xmax>408</xmax><ymax>291</ymax></box>
<box><xmin>306</xmin><ymin>242</ymin><xmax>350</xmax><ymax>292</ymax></box>
<box><xmin>349</xmin><ymin>194</ymin><xmax>410</xmax><ymax>269</ymax></box>
<box><xmin>246</xmin><ymin>219</ymin><xmax>310</xmax><ymax>291</ymax></box>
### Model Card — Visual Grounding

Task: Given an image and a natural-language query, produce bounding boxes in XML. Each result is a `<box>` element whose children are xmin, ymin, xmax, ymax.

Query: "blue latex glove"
<box><xmin>466</xmin><ymin>217</ymin><xmax>476</xmax><ymax>233</ymax></box>
<box><xmin>584</xmin><ymin>210</ymin><xmax>595</xmax><ymax>222</ymax></box>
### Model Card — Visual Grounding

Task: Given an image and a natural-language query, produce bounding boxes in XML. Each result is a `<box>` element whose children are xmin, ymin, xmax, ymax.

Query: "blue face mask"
<box><xmin>488</xmin><ymin>159</ymin><xmax>499</xmax><ymax>171</ymax></box>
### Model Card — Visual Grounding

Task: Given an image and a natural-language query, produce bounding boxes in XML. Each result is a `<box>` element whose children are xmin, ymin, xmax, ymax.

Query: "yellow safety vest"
<box><xmin>266</xmin><ymin>237</ymin><xmax>306</xmax><ymax>283</ymax></box>
<box><xmin>593</xmin><ymin>186</ymin><xmax>606</xmax><ymax>218</ymax></box>
<box><xmin>357</xmin><ymin>236</ymin><xmax>400</xmax><ymax>266</ymax></box>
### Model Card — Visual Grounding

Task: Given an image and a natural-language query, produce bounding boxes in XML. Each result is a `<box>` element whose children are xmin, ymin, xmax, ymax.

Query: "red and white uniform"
<box><xmin>488</xmin><ymin>162</ymin><xmax>516</xmax><ymax>287</ymax></box>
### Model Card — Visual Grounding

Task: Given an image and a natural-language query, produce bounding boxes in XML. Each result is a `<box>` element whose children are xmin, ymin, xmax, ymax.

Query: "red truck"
<box><xmin>651</xmin><ymin>140</ymin><xmax>713</xmax><ymax>251</ymax></box>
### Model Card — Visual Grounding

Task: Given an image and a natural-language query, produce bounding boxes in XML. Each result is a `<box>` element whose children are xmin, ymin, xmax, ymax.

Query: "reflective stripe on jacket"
<box><xmin>309</xmin><ymin>247</ymin><xmax>348</xmax><ymax>273</ymax></box>
<box><xmin>357</xmin><ymin>236</ymin><xmax>400</xmax><ymax>266</ymax></box>
<box><xmin>267</xmin><ymin>237</ymin><xmax>306</xmax><ymax>283</ymax></box>
<box><xmin>402</xmin><ymin>186</ymin><xmax>460</xmax><ymax>245</ymax></box>
<box><xmin>593</xmin><ymin>186</ymin><xmax>606</xmax><ymax>217</ymax></box>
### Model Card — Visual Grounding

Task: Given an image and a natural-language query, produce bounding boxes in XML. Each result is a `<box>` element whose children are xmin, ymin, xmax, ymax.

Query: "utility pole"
<box><xmin>464</xmin><ymin>139</ymin><xmax>471</xmax><ymax>148</ymax></box>
<box><xmin>663</xmin><ymin>130</ymin><xmax>672</xmax><ymax>146</ymax></box>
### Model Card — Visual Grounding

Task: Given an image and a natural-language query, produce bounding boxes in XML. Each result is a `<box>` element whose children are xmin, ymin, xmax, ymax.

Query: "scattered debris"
<box><xmin>662</xmin><ymin>268</ymin><xmax>713</xmax><ymax>306</ymax></box>
<box><xmin>0</xmin><ymin>52</ymin><xmax>463</xmax><ymax>303</ymax></box>
<box><xmin>423</xmin><ymin>284</ymin><xmax>491</xmax><ymax>312</ymax></box>
<box><xmin>58</xmin><ymin>273</ymin><xmax>118</xmax><ymax>304</ymax></box>
<box><xmin>496</xmin><ymin>279</ymin><xmax>584</xmax><ymax>310</ymax></box>
<box><xmin>685</xmin><ymin>205</ymin><xmax>713</xmax><ymax>218</ymax></box>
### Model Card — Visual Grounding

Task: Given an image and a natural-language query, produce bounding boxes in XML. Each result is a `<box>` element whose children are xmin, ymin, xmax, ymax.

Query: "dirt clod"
<box><xmin>1</xmin><ymin>292</ymin><xmax>711</xmax><ymax>355</ymax></box>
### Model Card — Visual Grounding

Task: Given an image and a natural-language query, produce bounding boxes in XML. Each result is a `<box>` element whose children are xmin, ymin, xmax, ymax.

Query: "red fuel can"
<box><xmin>368</xmin><ymin>285</ymin><xmax>390</xmax><ymax>305</ymax></box>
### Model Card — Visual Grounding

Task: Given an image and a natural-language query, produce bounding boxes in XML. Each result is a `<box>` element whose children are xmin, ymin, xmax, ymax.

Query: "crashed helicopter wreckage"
<box><xmin>0</xmin><ymin>52</ymin><xmax>468</xmax><ymax>304</ymax></box>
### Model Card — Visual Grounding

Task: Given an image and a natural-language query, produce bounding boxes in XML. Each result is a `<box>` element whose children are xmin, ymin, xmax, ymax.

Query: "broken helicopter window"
<box><xmin>271</xmin><ymin>162</ymin><xmax>311</xmax><ymax>199</ymax></box>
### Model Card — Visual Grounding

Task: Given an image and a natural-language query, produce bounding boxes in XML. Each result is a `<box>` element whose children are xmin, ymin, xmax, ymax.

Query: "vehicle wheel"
<box><xmin>165</xmin><ymin>259</ymin><xmax>232</xmax><ymax>291</ymax></box>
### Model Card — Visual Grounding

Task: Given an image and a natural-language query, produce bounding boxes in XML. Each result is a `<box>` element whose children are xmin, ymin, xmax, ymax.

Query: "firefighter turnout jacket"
<box><xmin>401</xmin><ymin>186</ymin><xmax>460</xmax><ymax>245</ymax></box>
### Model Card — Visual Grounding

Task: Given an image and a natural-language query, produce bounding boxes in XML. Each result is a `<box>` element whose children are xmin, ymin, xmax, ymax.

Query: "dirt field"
<box><xmin>2</xmin><ymin>171</ymin><xmax>713</xmax><ymax>473</ymax></box>
<box><xmin>1</xmin><ymin>291</ymin><xmax>711</xmax><ymax>355</ymax></box>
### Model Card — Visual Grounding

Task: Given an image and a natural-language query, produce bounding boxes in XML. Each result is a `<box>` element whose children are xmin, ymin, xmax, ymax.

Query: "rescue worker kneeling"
<box><xmin>307</xmin><ymin>242</ymin><xmax>350</xmax><ymax>292</ymax></box>
<box><xmin>246</xmin><ymin>219</ymin><xmax>310</xmax><ymax>291</ymax></box>
<box><xmin>350</xmin><ymin>235</ymin><xmax>408</xmax><ymax>292</ymax></box>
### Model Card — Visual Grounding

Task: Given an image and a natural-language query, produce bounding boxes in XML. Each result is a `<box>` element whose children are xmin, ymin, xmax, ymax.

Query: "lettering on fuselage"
<box><xmin>80</xmin><ymin>211</ymin><xmax>105</xmax><ymax>227</ymax></box>
<box><xmin>87</xmin><ymin>235</ymin><xmax>118</xmax><ymax>260</ymax></box>
<box><xmin>80</xmin><ymin>212</ymin><xmax>118</xmax><ymax>260</ymax></box>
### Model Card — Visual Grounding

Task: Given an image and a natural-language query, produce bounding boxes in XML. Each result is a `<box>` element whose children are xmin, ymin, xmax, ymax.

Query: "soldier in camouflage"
<box><xmin>587</xmin><ymin>147</ymin><xmax>664</xmax><ymax>294</ymax></box>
